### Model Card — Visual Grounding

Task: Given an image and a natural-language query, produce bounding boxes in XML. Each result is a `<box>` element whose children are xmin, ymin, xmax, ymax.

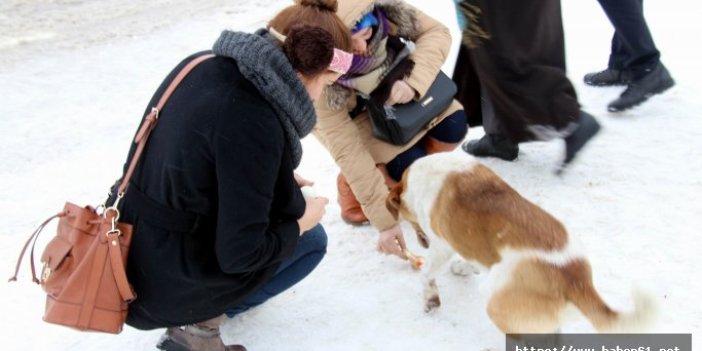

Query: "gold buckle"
<box><xmin>421</xmin><ymin>96</ymin><xmax>434</xmax><ymax>107</ymax></box>
<box><xmin>41</xmin><ymin>263</ymin><xmax>52</xmax><ymax>282</ymax></box>
<box><xmin>151</xmin><ymin>107</ymin><xmax>160</xmax><ymax>120</ymax></box>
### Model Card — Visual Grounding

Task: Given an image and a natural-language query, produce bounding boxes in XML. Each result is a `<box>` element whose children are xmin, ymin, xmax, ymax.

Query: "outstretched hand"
<box><xmin>377</xmin><ymin>224</ymin><xmax>408</xmax><ymax>259</ymax></box>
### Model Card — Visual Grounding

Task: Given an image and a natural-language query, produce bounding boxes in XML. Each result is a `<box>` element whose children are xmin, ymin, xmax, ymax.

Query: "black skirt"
<box><xmin>453</xmin><ymin>0</ymin><xmax>580</xmax><ymax>143</ymax></box>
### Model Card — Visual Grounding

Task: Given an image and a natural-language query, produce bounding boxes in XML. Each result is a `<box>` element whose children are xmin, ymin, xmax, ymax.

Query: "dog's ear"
<box><xmin>386</xmin><ymin>182</ymin><xmax>404</xmax><ymax>220</ymax></box>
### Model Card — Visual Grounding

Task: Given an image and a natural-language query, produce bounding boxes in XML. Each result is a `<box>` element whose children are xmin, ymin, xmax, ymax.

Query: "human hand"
<box><xmin>377</xmin><ymin>224</ymin><xmax>408</xmax><ymax>259</ymax></box>
<box><xmin>294</xmin><ymin>173</ymin><xmax>314</xmax><ymax>187</ymax></box>
<box><xmin>298</xmin><ymin>196</ymin><xmax>328</xmax><ymax>235</ymax></box>
<box><xmin>385</xmin><ymin>80</ymin><xmax>415</xmax><ymax>105</ymax></box>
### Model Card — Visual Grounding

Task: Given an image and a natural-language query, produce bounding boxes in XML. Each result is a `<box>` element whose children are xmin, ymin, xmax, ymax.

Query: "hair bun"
<box><xmin>295</xmin><ymin>0</ymin><xmax>338</xmax><ymax>12</ymax></box>
<box><xmin>283</xmin><ymin>25</ymin><xmax>334</xmax><ymax>76</ymax></box>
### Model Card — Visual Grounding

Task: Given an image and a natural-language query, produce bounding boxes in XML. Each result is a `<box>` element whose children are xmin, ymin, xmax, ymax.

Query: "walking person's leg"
<box><xmin>598</xmin><ymin>0</ymin><xmax>659</xmax><ymax>74</ymax></box>
<box><xmin>584</xmin><ymin>0</ymin><xmax>639</xmax><ymax>86</ymax></box>
<box><xmin>608</xmin><ymin>28</ymin><xmax>628</xmax><ymax>71</ymax></box>
<box><xmin>462</xmin><ymin>86</ymin><xmax>519</xmax><ymax>161</ymax></box>
<box><xmin>586</xmin><ymin>0</ymin><xmax>674</xmax><ymax>111</ymax></box>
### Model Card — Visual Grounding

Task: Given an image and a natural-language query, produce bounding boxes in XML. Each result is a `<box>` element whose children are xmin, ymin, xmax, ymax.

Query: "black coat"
<box><xmin>453</xmin><ymin>0</ymin><xmax>580</xmax><ymax>143</ymax></box>
<box><xmin>119</xmin><ymin>52</ymin><xmax>305</xmax><ymax>330</ymax></box>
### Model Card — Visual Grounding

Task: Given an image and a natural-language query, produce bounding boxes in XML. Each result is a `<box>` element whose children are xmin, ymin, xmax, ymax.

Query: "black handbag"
<box><xmin>366</xmin><ymin>71</ymin><xmax>457</xmax><ymax>145</ymax></box>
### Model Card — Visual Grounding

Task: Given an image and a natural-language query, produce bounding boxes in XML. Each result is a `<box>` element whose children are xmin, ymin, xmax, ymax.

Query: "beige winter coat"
<box><xmin>312</xmin><ymin>0</ymin><xmax>463</xmax><ymax>231</ymax></box>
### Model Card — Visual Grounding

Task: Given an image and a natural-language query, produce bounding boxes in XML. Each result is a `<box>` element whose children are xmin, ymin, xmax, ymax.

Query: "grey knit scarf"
<box><xmin>212</xmin><ymin>29</ymin><xmax>315</xmax><ymax>168</ymax></box>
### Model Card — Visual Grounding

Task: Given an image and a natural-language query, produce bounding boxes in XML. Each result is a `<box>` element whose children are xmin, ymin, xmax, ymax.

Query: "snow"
<box><xmin>0</xmin><ymin>1</ymin><xmax>700</xmax><ymax>350</ymax></box>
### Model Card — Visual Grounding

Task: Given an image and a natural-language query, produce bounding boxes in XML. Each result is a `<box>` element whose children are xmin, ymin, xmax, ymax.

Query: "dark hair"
<box><xmin>283</xmin><ymin>25</ymin><xmax>334</xmax><ymax>76</ymax></box>
<box><xmin>298</xmin><ymin>0</ymin><xmax>337</xmax><ymax>11</ymax></box>
<box><xmin>269</xmin><ymin>0</ymin><xmax>352</xmax><ymax>52</ymax></box>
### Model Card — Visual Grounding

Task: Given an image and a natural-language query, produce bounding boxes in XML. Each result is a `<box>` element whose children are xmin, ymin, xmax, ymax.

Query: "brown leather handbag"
<box><xmin>9</xmin><ymin>53</ymin><xmax>215</xmax><ymax>334</ymax></box>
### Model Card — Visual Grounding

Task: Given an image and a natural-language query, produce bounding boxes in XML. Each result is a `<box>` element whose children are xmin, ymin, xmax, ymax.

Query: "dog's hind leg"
<box><xmin>422</xmin><ymin>240</ymin><xmax>455</xmax><ymax>313</ymax></box>
<box><xmin>487</xmin><ymin>285</ymin><xmax>564</xmax><ymax>334</ymax></box>
<box><xmin>486</xmin><ymin>260</ymin><xmax>568</xmax><ymax>334</ymax></box>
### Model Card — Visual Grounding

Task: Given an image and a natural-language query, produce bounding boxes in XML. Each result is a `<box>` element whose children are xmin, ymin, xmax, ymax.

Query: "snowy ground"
<box><xmin>1</xmin><ymin>1</ymin><xmax>700</xmax><ymax>350</ymax></box>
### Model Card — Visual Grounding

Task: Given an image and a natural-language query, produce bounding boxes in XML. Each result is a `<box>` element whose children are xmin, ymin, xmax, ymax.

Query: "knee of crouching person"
<box><xmin>303</xmin><ymin>224</ymin><xmax>329</xmax><ymax>255</ymax></box>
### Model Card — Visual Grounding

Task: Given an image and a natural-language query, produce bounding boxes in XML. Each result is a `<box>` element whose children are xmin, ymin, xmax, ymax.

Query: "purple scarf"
<box><xmin>335</xmin><ymin>8</ymin><xmax>411</xmax><ymax>94</ymax></box>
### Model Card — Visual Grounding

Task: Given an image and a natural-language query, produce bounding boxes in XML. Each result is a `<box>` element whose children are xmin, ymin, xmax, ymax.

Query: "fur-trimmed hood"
<box><xmin>337</xmin><ymin>0</ymin><xmax>418</xmax><ymax>37</ymax></box>
<box><xmin>326</xmin><ymin>0</ymin><xmax>421</xmax><ymax>111</ymax></box>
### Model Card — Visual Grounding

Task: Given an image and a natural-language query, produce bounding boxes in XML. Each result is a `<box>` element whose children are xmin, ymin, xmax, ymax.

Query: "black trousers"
<box><xmin>597</xmin><ymin>0</ymin><xmax>660</xmax><ymax>76</ymax></box>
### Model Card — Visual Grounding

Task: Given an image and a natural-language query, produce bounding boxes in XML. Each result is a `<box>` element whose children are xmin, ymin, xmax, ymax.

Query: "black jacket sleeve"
<box><xmin>213</xmin><ymin>97</ymin><xmax>300</xmax><ymax>274</ymax></box>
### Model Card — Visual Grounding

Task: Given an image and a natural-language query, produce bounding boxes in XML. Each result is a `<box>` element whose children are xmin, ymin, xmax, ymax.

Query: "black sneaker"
<box><xmin>557</xmin><ymin>111</ymin><xmax>601</xmax><ymax>174</ymax></box>
<box><xmin>462</xmin><ymin>134</ymin><xmax>519</xmax><ymax>161</ymax></box>
<box><xmin>607</xmin><ymin>63</ymin><xmax>675</xmax><ymax>112</ymax></box>
<box><xmin>584</xmin><ymin>68</ymin><xmax>630</xmax><ymax>86</ymax></box>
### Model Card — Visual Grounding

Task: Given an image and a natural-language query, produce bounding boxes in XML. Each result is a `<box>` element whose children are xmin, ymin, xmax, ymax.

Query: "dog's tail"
<box><xmin>564</xmin><ymin>262</ymin><xmax>658</xmax><ymax>333</ymax></box>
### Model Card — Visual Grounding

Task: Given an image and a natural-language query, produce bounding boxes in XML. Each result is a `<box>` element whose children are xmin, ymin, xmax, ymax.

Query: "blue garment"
<box><xmin>225</xmin><ymin>224</ymin><xmax>328</xmax><ymax>317</ymax></box>
<box><xmin>386</xmin><ymin>110</ymin><xmax>467</xmax><ymax>181</ymax></box>
<box><xmin>454</xmin><ymin>0</ymin><xmax>468</xmax><ymax>30</ymax></box>
<box><xmin>426</xmin><ymin>110</ymin><xmax>469</xmax><ymax>143</ymax></box>
<box><xmin>386</xmin><ymin>143</ymin><xmax>427</xmax><ymax>181</ymax></box>
<box><xmin>353</xmin><ymin>12</ymin><xmax>379</xmax><ymax>34</ymax></box>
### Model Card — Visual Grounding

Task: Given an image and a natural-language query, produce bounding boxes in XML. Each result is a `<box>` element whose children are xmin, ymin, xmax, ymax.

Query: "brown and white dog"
<box><xmin>386</xmin><ymin>152</ymin><xmax>657</xmax><ymax>334</ymax></box>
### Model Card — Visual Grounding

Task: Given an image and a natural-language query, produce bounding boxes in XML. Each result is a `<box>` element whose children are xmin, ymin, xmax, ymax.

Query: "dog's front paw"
<box><xmin>424</xmin><ymin>294</ymin><xmax>441</xmax><ymax>313</ymax></box>
<box><xmin>450</xmin><ymin>260</ymin><xmax>481</xmax><ymax>277</ymax></box>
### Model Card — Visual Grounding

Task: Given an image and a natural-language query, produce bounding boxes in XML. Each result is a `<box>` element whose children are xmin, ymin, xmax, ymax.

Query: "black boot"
<box><xmin>607</xmin><ymin>63</ymin><xmax>675</xmax><ymax>112</ymax></box>
<box><xmin>558</xmin><ymin>111</ymin><xmax>601</xmax><ymax>174</ymax></box>
<box><xmin>461</xmin><ymin>134</ymin><xmax>519</xmax><ymax>161</ymax></box>
<box><xmin>583</xmin><ymin>68</ymin><xmax>631</xmax><ymax>86</ymax></box>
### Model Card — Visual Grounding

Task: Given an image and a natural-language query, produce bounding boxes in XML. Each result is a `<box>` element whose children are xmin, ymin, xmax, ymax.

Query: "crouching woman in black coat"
<box><xmin>115</xmin><ymin>1</ymin><xmax>353</xmax><ymax>350</ymax></box>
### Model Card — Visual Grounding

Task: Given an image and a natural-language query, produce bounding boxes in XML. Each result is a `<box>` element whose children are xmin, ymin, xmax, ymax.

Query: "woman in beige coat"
<box><xmin>312</xmin><ymin>0</ymin><xmax>467</xmax><ymax>258</ymax></box>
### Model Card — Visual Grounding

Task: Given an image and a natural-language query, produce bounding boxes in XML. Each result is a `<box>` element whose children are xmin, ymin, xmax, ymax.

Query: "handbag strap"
<box><xmin>106</xmin><ymin>53</ymin><xmax>214</xmax><ymax>301</ymax></box>
<box><xmin>107</xmin><ymin>230</ymin><xmax>136</xmax><ymax>302</ymax></box>
<box><xmin>8</xmin><ymin>212</ymin><xmax>65</xmax><ymax>283</ymax></box>
<box><xmin>117</xmin><ymin>53</ymin><xmax>215</xmax><ymax>196</ymax></box>
<box><xmin>9</xmin><ymin>53</ymin><xmax>216</xmax><ymax>284</ymax></box>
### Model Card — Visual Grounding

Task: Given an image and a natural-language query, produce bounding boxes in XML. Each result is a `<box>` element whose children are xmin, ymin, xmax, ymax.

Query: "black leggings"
<box><xmin>385</xmin><ymin>110</ymin><xmax>467</xmax><ymax>181</ymax></box>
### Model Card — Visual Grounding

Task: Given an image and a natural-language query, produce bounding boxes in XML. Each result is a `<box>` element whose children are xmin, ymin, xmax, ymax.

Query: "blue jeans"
<box><xmin>225</xmin><ymin>224</ymin><xmax>328</xmax><ymax>317</ymax></box>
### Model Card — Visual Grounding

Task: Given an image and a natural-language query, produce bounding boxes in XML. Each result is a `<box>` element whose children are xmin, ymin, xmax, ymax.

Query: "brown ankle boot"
<box><xmin>424</xmin><ymin>137</ymin><xmax>460</xmax><ymax>154</ymax></box>
<box><xmin>337</xmin><ymin>173</ymin><xmax>368</xmax><ymax>225</ymax></box>
<box><xmin>157</xmin><ymin>315</ymin><xmax>247</xmax><ymax>351</ymax></box>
